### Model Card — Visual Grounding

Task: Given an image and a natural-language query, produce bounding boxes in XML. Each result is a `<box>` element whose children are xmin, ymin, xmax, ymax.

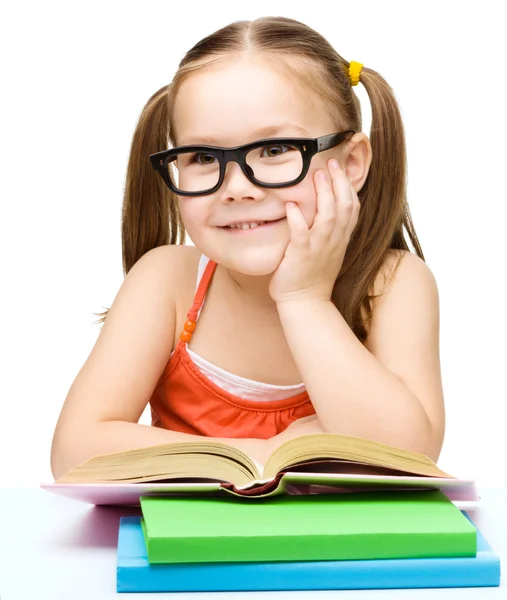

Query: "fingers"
<box><xmin>286</xmin><ymin>156</ymin><xmax>359</xmax><ymax>245</ymax></box>
<box><xmin>285</xmin><ymin>201</ymin><xmax>310</xmax><ymax>246</ymax></box>
<box><xmin>315</xmin><ymin>158</ymin><xmax>359</xmax><ymax>239</ymax></box>
<box><xmin>314</xmin><ymin>166</ymin><xmax>337</xmax><ymax>237</ymax></box>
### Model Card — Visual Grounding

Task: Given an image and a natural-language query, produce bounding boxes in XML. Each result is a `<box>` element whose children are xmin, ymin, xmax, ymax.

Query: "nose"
<box><xmin>219</xmin><ymin>159</ymin><xmax>262</xmax><ymax>200</ymax></box>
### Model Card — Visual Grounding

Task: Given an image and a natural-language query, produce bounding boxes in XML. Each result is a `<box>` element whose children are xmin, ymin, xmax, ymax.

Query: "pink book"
<box><xmin>42</xmin><ymin>434</ymin><xmax>479</xmax><ymax>507</ymax></box>
<box><xmin>41</xmin><ymin>471</ymin><xmax>479</xmax><ymax>507</ymax></box>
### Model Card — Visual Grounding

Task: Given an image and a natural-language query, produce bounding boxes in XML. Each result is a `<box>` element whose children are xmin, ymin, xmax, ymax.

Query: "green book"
<box><xmin>139</xmin><ymin>490</ymin><xmax>477</xmax><ymax>564</ymax></box>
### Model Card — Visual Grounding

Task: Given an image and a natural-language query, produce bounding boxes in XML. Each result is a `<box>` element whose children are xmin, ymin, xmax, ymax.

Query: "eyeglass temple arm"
<box><xmin>317</xmin><ymin>130</ymin><xmax>355</xmax><ymax>152</ymax></box>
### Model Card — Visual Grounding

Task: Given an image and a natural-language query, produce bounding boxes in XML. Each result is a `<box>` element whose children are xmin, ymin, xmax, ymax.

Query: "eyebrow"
<box><xmin>177</xmin><ymin>123</ymin><xmax>310</xmax><ymax>147</ymax></box>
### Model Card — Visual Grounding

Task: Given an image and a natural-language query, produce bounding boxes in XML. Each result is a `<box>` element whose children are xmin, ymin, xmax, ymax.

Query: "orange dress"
<box><xmin>149</xmin><ymin>258</ymin><xmax>316</xmax><ymax>438</ymax></box>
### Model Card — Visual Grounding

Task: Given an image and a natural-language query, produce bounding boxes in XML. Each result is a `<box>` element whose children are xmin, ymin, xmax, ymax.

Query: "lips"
<box><xmin>218</xmin><ymin>217</ymin><xmax>287</xmax><ymax>232</ymax></box>
<box><xmin>220</xmin><ymin>217</ymin><xmax>285</xmax><ymax>229</ymax></box>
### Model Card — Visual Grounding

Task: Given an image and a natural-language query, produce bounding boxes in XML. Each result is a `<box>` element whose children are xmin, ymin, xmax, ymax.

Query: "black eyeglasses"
<box><xmin>149</xmin><ymin>130</ymin><xmax>355</xmax><ymax>197</ymax></box>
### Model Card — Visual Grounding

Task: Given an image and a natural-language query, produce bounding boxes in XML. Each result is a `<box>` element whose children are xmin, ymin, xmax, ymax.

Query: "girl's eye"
<box><xmin>261</xmin><ymin>144</ymin><xmax>293</xmax><ymax>157</ymax></box>
<box><xmin>190</xmin><ymin>153</ymin><xmax>216</xmax><ymax>165</ymax></box>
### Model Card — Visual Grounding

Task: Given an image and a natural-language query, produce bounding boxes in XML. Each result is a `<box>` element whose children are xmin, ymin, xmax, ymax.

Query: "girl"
<box><xmin>50</xmin><ymin>16</ymin><xmax>445</xmax><ymax>480</ymax></box>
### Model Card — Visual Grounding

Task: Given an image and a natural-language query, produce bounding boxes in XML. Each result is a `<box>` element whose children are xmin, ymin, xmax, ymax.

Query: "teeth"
<box><xmin>227</xmin><ymin>221</ymin><xmax>267</xmax><ymax>229</ymax></box>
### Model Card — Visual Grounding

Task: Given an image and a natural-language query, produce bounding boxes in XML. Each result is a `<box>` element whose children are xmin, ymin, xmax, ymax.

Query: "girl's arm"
<box><xmin>276</xmin><ymin>252</ymin><xmax>445</xmax><ymax>462</ymax></box>
<box><xmin>50</xmin><ymin>246</ymin><xmax>268</xmax><ymax>480</ymax></box>
<box><xmin>51</xmin><ymin>420</ymin><xmax>268</xmax><ymax>481</ymax></box>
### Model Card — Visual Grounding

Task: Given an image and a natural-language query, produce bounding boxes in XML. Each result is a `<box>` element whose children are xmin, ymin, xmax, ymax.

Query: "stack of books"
<box><xmin>116</xmin><ymin>490</ymin><xmax>500</xmax><ymax>593</ymax></box>
<box><xmin>40</xmin><ymin>432</ymin><xmax>500</xmax><ymax>592</ymax></box>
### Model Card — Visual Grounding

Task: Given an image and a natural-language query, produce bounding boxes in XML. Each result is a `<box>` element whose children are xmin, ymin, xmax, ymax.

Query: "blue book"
<box><xmin>116</xmin><ymin>513</ymin><xmax>500</xmax><ymax>592</ymax></box>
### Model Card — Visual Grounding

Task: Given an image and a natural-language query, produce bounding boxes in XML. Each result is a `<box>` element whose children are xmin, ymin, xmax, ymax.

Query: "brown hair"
<box><xmin>93</xmin><ymin>16</ymin><xmax>424</xmax><ymax>344</ymax></box>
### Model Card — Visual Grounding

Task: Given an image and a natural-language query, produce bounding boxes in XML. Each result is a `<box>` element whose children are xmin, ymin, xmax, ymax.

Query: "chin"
<box><xmin>230</xmin><ymin>258</ymin><xmax>281</xmax><ymax>277</ymax></box>
<box><xmin>210</xmin><ymin>245</ymin><xmax>286</xmax><ymax>276</ymax></box>
<box><xmin>233</xmin><ymin>250</ymin><xmax>286</xmax><ymax>276</ymax></box>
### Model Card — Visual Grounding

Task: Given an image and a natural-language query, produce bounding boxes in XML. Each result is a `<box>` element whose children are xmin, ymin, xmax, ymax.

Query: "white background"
<box><xmin>1</xmin><ymin>1</ymin><xmax>506</xmax><ymax>487</ymax></box>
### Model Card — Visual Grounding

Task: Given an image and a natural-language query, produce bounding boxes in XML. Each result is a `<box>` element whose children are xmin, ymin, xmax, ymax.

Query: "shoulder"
<box><xmin>372</xmin><ymin>249</ymin><xmax>437</xmax><ymax>300</ymax></box>
<box><xmin>141</xmin><ymin>243</ymin><xmax>201</xmax><ymax>278</ymax></box>
<box><xmin>97</xmin><ymin>243</ymin><xmax>201</xmax><ymax>359</ymax></box>
<box><xmin>131</xmin><ymin>243</ymin><xmax>202</xmax><ymax>297</ymax></box>
<box><xmin>108</xmin><ymin>244</ymin><xmax>201</xmax><ymax>329</ymax></box>
<box><xmin>149</xmin><ymin>243</ymin><xmax>204</xmax><ymax>330</ymax></box>
<box><xmin>365</xmin><ymin>249</ymin><xmax>439</xmax><ymax>349</ymax></box>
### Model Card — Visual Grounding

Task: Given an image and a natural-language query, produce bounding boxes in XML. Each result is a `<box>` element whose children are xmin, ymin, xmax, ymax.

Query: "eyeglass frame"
<box><xmin>149</xmin><ymin>129</ymin><xmax>356</xmax><ymax>197</ymax></box>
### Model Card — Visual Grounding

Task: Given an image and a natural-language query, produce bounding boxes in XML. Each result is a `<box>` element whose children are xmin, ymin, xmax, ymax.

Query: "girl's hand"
<box><xmin>269</xmin><ymin>158</ymin><xmax>361</xmax><ymax>304</ymax></box>
<box><xmin>266</xmin><ymin>414</ymin><xmax>325</xmax><ymax>455</ymax></box>
<box><xmin>226</xmin><ymin>417</ymin><xmax>324</xmax><ymax>465</ymax></box>
<box><xmin>282</xmin><ymin>414</ymin><xmax>323</xmax><ymax>436</ymax></box>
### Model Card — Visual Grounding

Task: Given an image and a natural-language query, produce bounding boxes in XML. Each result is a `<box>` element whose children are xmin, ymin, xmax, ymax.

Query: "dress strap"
<box><xmin>180</xmin><ymin>257</ymin><xmax>218</xmax><ymax>343</ymax></box>
<box><xmin>195</xmin><ymin>252</ymin><xmax>209</xmax><ymax>293</ymax></box>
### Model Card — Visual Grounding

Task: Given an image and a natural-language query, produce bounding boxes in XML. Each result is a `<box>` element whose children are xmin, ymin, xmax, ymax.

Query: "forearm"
<box><xmin>51</xmin><ymin>420</ymin><xmax>267</xmax><ymax>480</ymax></box>
<box><xmin>277</xmin><ymin>299</ymin><xmax>435</xmax><ymax>456</ymax></box>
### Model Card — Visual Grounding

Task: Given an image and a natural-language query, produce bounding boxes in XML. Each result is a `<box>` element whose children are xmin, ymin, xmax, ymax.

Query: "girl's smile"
<box><xmin>218</xmin><ymin>217</ymin><xmax>287</xmax><ymax>232</ymax></box>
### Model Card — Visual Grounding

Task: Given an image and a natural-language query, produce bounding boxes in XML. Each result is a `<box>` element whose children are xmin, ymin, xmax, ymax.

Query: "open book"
<box><xmin>55</xmin><ymin>433</ymin><xmax>453</xmax><ymax>488</ymax></box>
<box><xmin>45</xmin><ymin>433</ymin><xmax>479</xmax><ymax>505</ymax></box>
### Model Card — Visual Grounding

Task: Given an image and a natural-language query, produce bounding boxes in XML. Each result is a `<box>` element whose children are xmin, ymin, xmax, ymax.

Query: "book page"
<box><xmin>262</xmin><ymin>433</ymin><xmax>452</xmax><ymax>480</ymax></box>
<box><xmin>55</xmin><ymin>440</ymin><xmax>262</xmax><ymax>486</ymax></box>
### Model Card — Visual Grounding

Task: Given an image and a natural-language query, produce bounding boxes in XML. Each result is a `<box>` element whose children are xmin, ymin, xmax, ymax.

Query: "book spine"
<box><xmin>117</xmin><ymin>555</ymin><xmax>500</xmax><ymax>592</ymax></box>
<box><xmin>146</xmin><ymin>530</ymin><xmax>477</xmax><ymax>564</ymax></box>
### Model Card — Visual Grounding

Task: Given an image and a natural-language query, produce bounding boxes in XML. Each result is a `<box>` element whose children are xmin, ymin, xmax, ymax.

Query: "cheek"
<box><xmin>178</xmin><ymin>199</ymin><xmax>208</xmax><ymax>233</ymax></box>
<box><xmin>283</xmin><ymin>176</ymin><xmax>318</xmax><ymax>226</ymax></box>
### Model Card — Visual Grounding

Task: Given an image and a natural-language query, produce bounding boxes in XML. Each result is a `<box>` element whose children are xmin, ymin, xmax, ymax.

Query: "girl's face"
<box><xmin>172</xmin><ymin>54</ymin><xmax>345</xmax><ymax>277</ymax></box>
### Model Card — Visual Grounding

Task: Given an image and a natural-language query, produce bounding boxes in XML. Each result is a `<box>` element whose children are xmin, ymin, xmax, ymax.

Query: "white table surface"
<box><xmin>0</xmin><ymin>486</ymin><xmax>505</xmax><ymax>600</ymax></box>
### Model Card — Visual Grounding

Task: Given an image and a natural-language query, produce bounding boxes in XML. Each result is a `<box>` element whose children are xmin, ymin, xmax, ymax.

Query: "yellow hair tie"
<box><xmin>348</xmin><ymin>61</ymin><xmax>363</xmax><ymax>86</ymax></box>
